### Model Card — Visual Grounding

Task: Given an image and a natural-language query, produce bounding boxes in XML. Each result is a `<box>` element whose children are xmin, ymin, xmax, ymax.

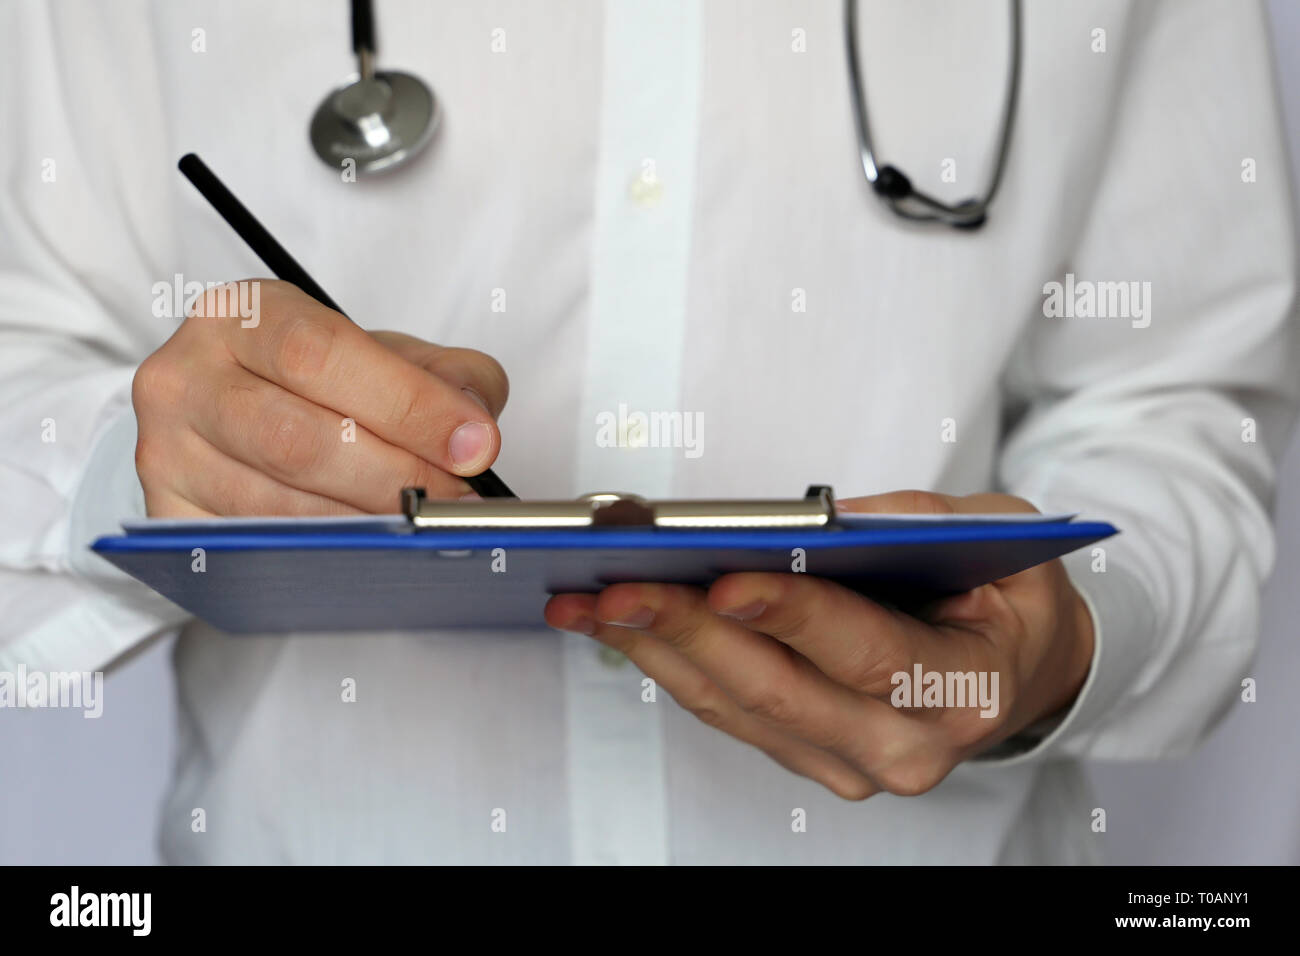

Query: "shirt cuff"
<box><xmin>971</xmin><ymin>546</ymin><xmax>1156</xmax><ymax>765</ymax></box>
<box><xmin>66</xmin><ymin>381</ymin><xmax>150</xmax><ymax>578</ymax></box>
<box><xmin>5</xmin><ymin>386</ymin><xmax>191</xmax><ymax>672</ymax></box>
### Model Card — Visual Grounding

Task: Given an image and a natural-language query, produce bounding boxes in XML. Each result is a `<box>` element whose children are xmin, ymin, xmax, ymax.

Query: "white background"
<box><xmin>0</xmin><ymin>1</ymin><xmax>1297</xmax><ymax>865</ymax></box>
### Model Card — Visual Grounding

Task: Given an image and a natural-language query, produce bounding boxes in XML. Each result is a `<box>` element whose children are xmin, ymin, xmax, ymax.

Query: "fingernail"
<box><xmin>449</xmin><ymin>422</ymin><xmax>492</xmax><ymax>470</ymax></box>
<box><xmin>563</xmin><ymin>616</ymin><xmax>597</xmax><ymax>636</ymax></box>
<box><xmin>601</xmin><ymin>607</ymin><xmax>655</xmax><ymax>628</ymax></box>
<box><xmin>459</xmin><ymin>491</ymin><xmax>483</xmax><ymax>502</ymax></box>
<box><xmin>462</xmin><ymin>386</ymin><xmax>490</xmax><ymax>413</ymax></box>
<box><xmin>718</xmin><ymin>600</ymin><xmax>765</xmax><ymax>622</ymax></box>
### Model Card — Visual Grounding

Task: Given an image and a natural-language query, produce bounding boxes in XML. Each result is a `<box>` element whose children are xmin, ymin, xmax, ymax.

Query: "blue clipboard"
<box><xmin>91</xmin><ymin>491</ymin><xmax>1117</xmax><ymax>633</ymax></box>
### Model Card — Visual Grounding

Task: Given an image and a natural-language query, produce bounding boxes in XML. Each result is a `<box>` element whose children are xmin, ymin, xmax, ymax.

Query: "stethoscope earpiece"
<box><xmin>310</xmin><ymin>0</ymin><xmax>439</xmax><ymax>175</ymax></box>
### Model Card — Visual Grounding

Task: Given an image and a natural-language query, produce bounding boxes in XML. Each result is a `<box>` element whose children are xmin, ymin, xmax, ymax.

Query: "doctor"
<box><xmin>1</xmin><ymin>0</ymin><xmax>1296</xmax><ymax>864</ymax></box>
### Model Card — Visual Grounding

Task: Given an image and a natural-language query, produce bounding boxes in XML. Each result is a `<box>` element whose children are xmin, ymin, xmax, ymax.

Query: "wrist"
<box><xmin>1047</xmin><ymin>582</ymin><xmax>1097</xmax><ymax>720</ymax></box>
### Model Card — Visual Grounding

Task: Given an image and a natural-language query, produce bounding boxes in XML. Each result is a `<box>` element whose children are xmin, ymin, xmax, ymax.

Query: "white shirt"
<box><xmin>1</xmin><ymin>0</ymin><xmax>1296</xmax><ymax>864</ymax></box>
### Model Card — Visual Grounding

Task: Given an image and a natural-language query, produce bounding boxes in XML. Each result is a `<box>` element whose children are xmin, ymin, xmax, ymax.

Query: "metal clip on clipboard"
<box><xmin>401</xmin><ymin>485</ymin><xmax>838</xmax><ymax>529</ymax></box>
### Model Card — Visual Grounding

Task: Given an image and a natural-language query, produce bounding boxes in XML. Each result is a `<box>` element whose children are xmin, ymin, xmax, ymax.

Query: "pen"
<box><xmin>177</xmin><ymin>153</ymin><xmax>516</xmax><ymax>500</ymax></box>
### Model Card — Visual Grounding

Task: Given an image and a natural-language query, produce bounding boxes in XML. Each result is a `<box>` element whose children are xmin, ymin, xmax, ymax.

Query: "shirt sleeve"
<box><xmin>0</xmin><ymin>2</ymin><xmax>191</xmax><ymax>673</ymax></box>
<box><xmin>980</xmin><ymin>0</ymin><xmax>1300</xmax><ymax>764</ymax></box>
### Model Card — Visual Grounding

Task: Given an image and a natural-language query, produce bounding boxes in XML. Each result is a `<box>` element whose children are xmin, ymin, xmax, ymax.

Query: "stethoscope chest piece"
<box><xmin>310</xmin><ymin>1</ymin><xmax>439</xmax><ymax>175</ymax></box>
<box><xmin>311</xmin><ymin>69</ymin><xmax>439</xmax><ymax>175</ymax></box>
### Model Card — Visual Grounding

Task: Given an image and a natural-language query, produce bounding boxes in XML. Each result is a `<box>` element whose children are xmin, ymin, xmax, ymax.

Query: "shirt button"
<box><xmin>618</xmin><ymin>418</ymin><xmax>646</xmax><ymax>447</ymax></box>
<box><xmin>627</xmin><ymin>162</ymin><xmax>663</xmax><ymax>208</ymax></box>
<box><xmin>597</xmin><ymin>646</ymin><xmax>629</xmax><ymax>668</ymax></box>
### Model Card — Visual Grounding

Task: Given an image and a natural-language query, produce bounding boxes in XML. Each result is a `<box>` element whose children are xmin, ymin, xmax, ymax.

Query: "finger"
<box><xmin>707</xmin><ymin>573</ymin><xmax>996</xmax><ymax>699</ymax></box>
<box><xmin>370</xmin><ymin>332</ymin><xmax>509</xmax><ymax>418</ymax></box>
<box><xmin>143</xmin><ymin>488</ymin><xmax>217</xmax><ymax>519</ymax></box>
<box><xmin>588</xmin><ymin>583</ymin><xmax>906</xmax><ymax>757</ymax></box>
<box><xmin>836</xmin><ymin>489</ymin><xmax>1036</xmax><ymax>515</ymax></box>
<box><xmin>206</xmin><ymin>282</ymin><xmax>501</xmax><ymax>477</ymax></box>
<box><xmin>170</xmin><ymin>427</ymin><xmax>368</xmax><ymax>516</ymax></box>
<box><xmin>186</xmin><ymin>361</ymin><xmax>472</xmax><ymax>511</ymax></box>
<box><xmin>835</xmin><ymin>489</ymin><xmax>961</xmax><ymax>515</ymax></box>
<box><xmin>544</xmin><ymin>594</ymin><xmax>878</xmax><ymax>801</ymax></box>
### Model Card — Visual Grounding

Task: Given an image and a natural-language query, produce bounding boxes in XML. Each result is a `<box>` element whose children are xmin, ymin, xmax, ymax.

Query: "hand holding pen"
<box><xmin>130</xmin><ymin>155</ymin><xmax>514</xmax><ymax>520</ymax></box>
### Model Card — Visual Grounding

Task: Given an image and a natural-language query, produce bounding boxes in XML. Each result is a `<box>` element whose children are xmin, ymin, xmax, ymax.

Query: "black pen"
<box><xmin>177</xmin><ymin>153</ymin><xmax>516</xmax><ymax>500</ymax></box>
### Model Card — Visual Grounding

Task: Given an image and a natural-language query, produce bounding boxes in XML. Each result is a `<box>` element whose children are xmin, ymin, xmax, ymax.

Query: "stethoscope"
<box><xmin>845</xmin><ymin>0</ymin><xmax>1021</xmax><ymax>229</ymax></box>
<box><xmin>311</xmin><ymin>0</ymin><xmax>1022</xmax><ymax>229</ymax></box>
<box><xmin>310</xmin><ymin>0</ymin><xmax>440</xmax><ymax>174</ymax></box>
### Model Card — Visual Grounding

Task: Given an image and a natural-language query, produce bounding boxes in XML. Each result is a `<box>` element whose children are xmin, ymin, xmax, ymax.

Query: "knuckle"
<box><xmin>739</xmin><ymin>683</ymin><xmax>800</xmax><ymax>726</ymax></box>
<box><xmin>272</xmin><ymin>313</ymin><xmax>337</xmax><ymax>384</ymax></box>
<box><xmin>256</xmin><ymin>404</ymin><xmax>327</xmax><ymax>475</ymax></box>
<box><xmin>826</xmin><ymin>776</ymin><xmax>875</xmax><ymax>802</ymax></box>
<box><xmin>133</xmin><ymin>432</ymin><xmax>165</xmax><ymax>488</ymax></box>
<box><xmin>807</xmin><ymin>718</ymin><xmax>857</xmax><ymax>757</ymax></box>
<box><xmin>685</xmin><ymin>699</ymin><xmax>728</xmax><ymax>729</ymax></box>
<box><xmin>131</xmin><ymin>353</ymin><xmax>182</xmax><ymax>412</ymax></box>
<box><xmin>844</xmin><ymin>656</ymin><xmax>889</xmax><ymax>697</ymax></box>
<box><xmin>657</xmin><ymin>618</ymin><xmax>705</xmax><ymax>651</ymax></box>
<box><xmin>677</xmin><ymin>678</ymin><xmax>730</xmax><ymax>729</ymax></box>
<box><xmin>843</xmin><ymin>641</ymin><xmax>909</xmax><ymax>696</ymax></box>
<box><xmin>874</xmin><ymin>756</ymin><xmax>951</xmax><ymax>797</ymax></box>
<box><xmin>382</xmin><ymin>382</ymin><xmax>427</xmax><ymax>429</ymax></box>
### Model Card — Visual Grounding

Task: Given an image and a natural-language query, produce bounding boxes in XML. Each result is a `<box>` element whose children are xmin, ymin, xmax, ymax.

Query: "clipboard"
<box><xmin>91</xmin><ymin>486</ymin><xmax>1118</xmax><ymax>634</ymax></box>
